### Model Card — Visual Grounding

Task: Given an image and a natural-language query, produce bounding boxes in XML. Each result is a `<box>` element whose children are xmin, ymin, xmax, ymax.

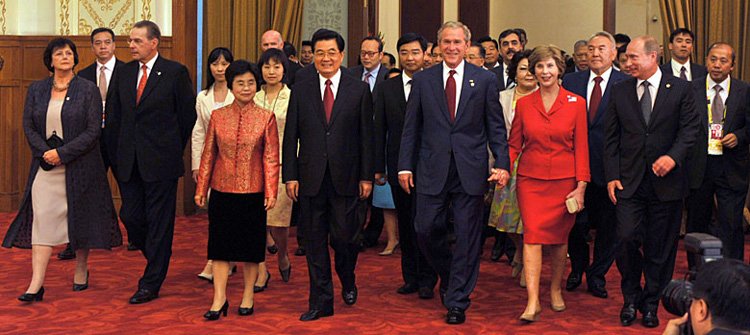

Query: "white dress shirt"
<box><xmin>706</xmin><ymin>76</ymin><xmax>730</xmax><ymax>109</ymax></box>
<box><xmin>402</xmin><ymin>72</ymin><xmax>413</xmax><ymax>102</ymax></box>
<box><xmin>670</xmin><ymin>58</ymin><xmax>692</xmax><ymax>81</ymax></box>
<box><xmin>319</xmin><ymin>69</ymin><xmax>342</xmax><ymax>100</ymax></box>
<box><xmin>637</xmin><ymin>69</ymin><xmax>662</xmax><ymax>110</ymax></box>
<box><xmin>362</xmin><ymin>64</ymin><xmax>381</xmax><ymax>92</ymax></box>
<box><xmin>96</xmin><ymin>56</ymin><xmax>117</xmax><ymax>89</ymax></box>
<box><xmin>136</xmin><ymin>53</ymin><xmax>159</xmax><ymax>89</ymax></box>
<box><xmin>586</xmin><ymin>66</ymin><xmax>613</xmax><ymax>111</ymax></box>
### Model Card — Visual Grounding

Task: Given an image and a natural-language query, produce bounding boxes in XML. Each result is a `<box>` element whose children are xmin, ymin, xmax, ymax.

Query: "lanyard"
<box><xmin>707</xmin><ymin>79</ymin><xmax>730</xmax><ymax>124</ymax></box>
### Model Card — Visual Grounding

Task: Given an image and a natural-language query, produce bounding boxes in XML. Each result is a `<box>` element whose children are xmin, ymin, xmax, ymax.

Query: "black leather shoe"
<box><xmin>490</xmin><ymin>241</ymin><xmax>503</xmax><ymax>262</ymax></box>
<box><xmin>57</xmin><ymin>245</ymin><xmax>76</xmax><ymax>260</ymax></box>
<box><xmin>18</xmin><ymin>286</ymin><xmax>44</xmax><ymax>302</ymax></box>
<box><xmin>129</xmin><ymin>288</ymin><xmax>158</xmax><ymax>304</ymax></box>
<box><xmin>203</xmin><ymin>300</ymin><xmax>229</xmax><ymax>320</ymax></box>
<box><xmin>397</xmin><ymin>283</ymin><xmax>418</xmax><ymax>295</ymax></box>
<box><xmin>254</xmin><ymin>271</ymin><xmax>271</xmax><ymax>293</ymax></box>
<box><xmin>418</xmin><ymin>286</ymin><xmax>434</xmax><ymax>299</ymax></box>
<box><xmin>299</xmin><ymin>308</ymin><xmax>333</xmax><ymax>321</ymax></box>
<box><xmin>238</xmin><ymin>304</ymin><xmax>254</xmax><ymax>316</ymax></box>
<box><xmin>279</xmin><ymin>265</ymin><xmax>291</xmax><ymax>283</ymax></box>
<box><xmin>342</xmin><ymin>287</ymin><xmax>357</xmax><ymax>305</ymax></box>
<box><xmin>565</xmin><ymin>272</ymin><xmax>583</xmax><ymax>291</ymax></box>
<box><xmin>587</xmin><ymin>285</ymin><xmax>608</xmax><ymax>298</ymax></box>
<box><xmin>620</xmin><ymin>303</ymin><xmax>637</xmax><ymax>326</ymax></box>
<box><xmin>267</xmin><ymin>244</ymin><xmax>278</xmax><ymax>254</ymax></box>
<box><xmin>127</xmin><ymin>242</ymin><xmax>138</xmax><ymax>251</ymax></box>
<box><xmin>294</xmin><ymin>248</ymin><xmax>306</xmax><ymax>256</ymax></box>
<box><xmin>642</xmin><ymin>310</ymin><xmax>659</xmax><ymax>328</ymax></box>
<box><xmin>73</xmin><ymin>271</ymin><xmax>89</xmax><ymax>291</ymax></box>
<box><xmin>446</xmin><ymin>307</ymin><xmax>466</xmax><ymax>325</ymax></box>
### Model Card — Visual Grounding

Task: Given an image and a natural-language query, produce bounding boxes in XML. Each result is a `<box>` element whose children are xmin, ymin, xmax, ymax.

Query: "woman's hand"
<box><xmin>192</xmin><ymin>170</ymin><xmax>199</xmax><ymax>183</ymax></box>
<box><xmin>264</xmin><ymin>197</ymin><xmax>277</xmax><ymax>211</ymax></box>
<box><xmin>194</xmin><ymin>195</ymin><xmax>205</xmax><ymax>207</ymax></box>
<box><xmin>43</xmin><ymin>149</ymin><xmax>62</xmax><ymax>166</ymax></box>
<box><xmin>566</xmin><ymin>182</ymin><xmax>586</xmax><ymax>213</ymax></box>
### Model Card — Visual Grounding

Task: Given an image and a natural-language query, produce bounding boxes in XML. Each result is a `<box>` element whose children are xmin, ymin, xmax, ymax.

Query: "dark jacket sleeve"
<box><xmin>603</xmin><ymin>86</ymin><xmax>621</xmax><ymax>182</ymax></box>
<box><xmin>282</xmin><ymin>87</ymin><xmax>300</xmax><ymax>183</ymax></box>
<box><xmin>22</xmin><ymin>82</ymin><xmax>50</xmax><ymax>158</ymax></box>
<box><xmin>666</xmin><ymin>83</ymin><xmax>700</xmax><ymax>166</ymax></box>
<box><xmin>398</xmin><ymin>79</ymin><xmax>422</xmax><ymax>172</ymax></box>
<box><xmin>485</xmin><ymin>73</ymin><xmax>509</xmax><ymax>171</ymax></box>
<box><xmin>359</xmin><ymin>85</ymin><xmax>374</xmax><ymax>182</ymax></box>
<box><xmin>57</xmin><ymin>82</ymin><xmax>102</xmax><ymax>164</ymax></box>
<box><xmin>373</xmin><ymin>83</ymin><xmax>387</xmax><ymax>174</ymax></box>
<box><xmin>175</xmin><ymin>65</ymin><xmax>197</xmax><ymax>151</ymax></box>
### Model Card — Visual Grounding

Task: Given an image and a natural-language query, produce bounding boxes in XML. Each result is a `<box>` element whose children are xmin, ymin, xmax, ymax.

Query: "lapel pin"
<box><xmin>157</xmin><ymin>71</ymin><xmax>162</xmax><ymax>76</ymax></box>
<box><xmin>567</xmin><ymin>95</ymin><xmax>577</xmax><ymax>102</ymax></box>
<box><xmin>469</xmin><ymin>79</ymin><xmax>475</xmax><ymax>87</ymax></box>
<box><xmin>666</xmin><ymin>83</ymin><xmax>671</xmax><ymax>88</ymax></box>
<box><xmin>66</xmin><ymin>97</ymin><xmax>70</xmax><ymax>101</ymax></box>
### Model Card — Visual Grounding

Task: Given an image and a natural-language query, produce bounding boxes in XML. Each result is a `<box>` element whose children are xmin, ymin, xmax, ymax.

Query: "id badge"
<box><xmin>708</xmin><ymin>124</ymin><xmax>723</xmax><ymax>155</ymax></box>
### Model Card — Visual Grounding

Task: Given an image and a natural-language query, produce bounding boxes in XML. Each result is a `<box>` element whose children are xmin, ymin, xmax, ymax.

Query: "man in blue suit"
<box><xmin>398</xmin><ymin>21</ymin><xmax>510</xmax><ymax>325</ymax></box>
<box><xmin>562</xmin><ymin>31</ymin><xmax>629</xmax><ymax>299</ymax></box>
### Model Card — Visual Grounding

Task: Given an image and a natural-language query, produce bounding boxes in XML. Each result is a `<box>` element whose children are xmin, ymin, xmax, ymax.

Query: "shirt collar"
<box><xmin>97</xmin><ymin>56</ymin><xmax>117</xmax><ymax>71</ymax></box>
<box><xmin>365</xmin><ymin>64</ymin><xmax>381</xmax><ymax>78</ymax></box>
<box><xmin>402</xmin><ymin>73</ymin><xmax>412</xmax><ymax>87</ymax></box>
<box><xmin>319</xmin><ymin>68</ymin><xmax>342</xmax><ymax>88</ymax></box>
<box><xmin>443</xmin><ymin>60</ymin><xmax>465</xmax><ymax>77</ymax></box>
<box><xmin>671</xmin><ymin>58</ymin><xmax>690</xmax><ymax>73</ymax></box>
<box><xmin>637</xmin><ymin>68</ymin><xmax>662</xmax><ymax>90</ymax></box>
<box><xmin>707</xmin><ymin>75</ymin><xmax>730</xmax><ymax>92</ymax></box>
<box><xmin>588</xmin><ymin>66</ymin><xmax>613</xmax><ymax>83</ymax></box>
<box><xmin>140</xmin><ymin>53</ymin><xmax>159</xmax><ymax>70</ymax></box>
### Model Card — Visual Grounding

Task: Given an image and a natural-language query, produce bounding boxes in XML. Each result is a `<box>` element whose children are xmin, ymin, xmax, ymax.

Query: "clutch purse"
<box><xmin>565</xmin><ymin>197</ymin><xmax>579</xmax><ymax>214</ymax></box>
<box><xmin>40</xmin><ymin>131</ymin><xmax>64</xmax><ymax>171</ymax></box>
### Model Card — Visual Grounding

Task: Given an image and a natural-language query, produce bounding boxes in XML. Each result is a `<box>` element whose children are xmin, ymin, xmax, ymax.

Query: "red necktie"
<box><xmin>589</xmin><ymin>76</ymin><xmax>603</xmax><ymax>122</ymax></box>
<box><xmin>446</xmin><ymin>69</ymin><xmax>456</xmax><ymax>123</ymax></box>
<box><xmin>323</xmin><ymin>79</ymin><xmax>334</xmax><ymax>123</ymax></box>
<box><xmin>137</xmin><ymin>64</ymin><xmax>148</xmax><ymax>103</ymax></box>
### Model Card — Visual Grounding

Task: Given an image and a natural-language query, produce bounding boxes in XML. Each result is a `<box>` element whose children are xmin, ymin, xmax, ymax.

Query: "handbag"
<box><xmin>40</xmin><ymin>131</ymin><xmax>64</xmax><ymax>171</ymax></box>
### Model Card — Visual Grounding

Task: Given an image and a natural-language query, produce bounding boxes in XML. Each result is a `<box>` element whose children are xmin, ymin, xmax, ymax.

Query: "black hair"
<box><xmin>225</xmin><ymin>60</ymin><xmax>261</xmax><ymax>91</ymax></box>
<box><xmin>707</xmin><ymin>42</ymin><xmax>736</xmax><ymax>66</ymax></box>
<box><xmin>301</xmin><ymin>40</ymin><xmax>312</xmax><ymax>48</ymax></box>
<box><xmin>387</xmin><ymin>67</ymin><xmax>402</xmax><ymax>78</ymax></box>
<box><xmin>614</xmin><ymin>33</ymin><xmax>631</xmax><ymax>45</ymax></box>
<box><xmin>431</xmin><ymin>43</ymin><xmax>440</xmax><ymax>54</ymax></box>
<box><xmin>477</xmin><ymin>36</ymin><xmax>498</xmax><ymax>49</ymax></box>
<box><xmin>204</xmin><ymin>47</ymin><xmax>234</xmax><ymax>92</ymax></box>
<box><xmin>382</xmin><ymin>52</ymin><xmax>396</xmax><ymax>67</ymax></box>
<box><xmin>133</xmin><ymin>20</ymin><xmax>161</xmax><ymax>43</ymax></box>
<box><xmin>692</xmin><ymin>259</ymin><xmax>750</xmax><ymax>331</ymax></box>
<box><xmin>499</xmin><ymin>29</ymin><xmax>520</xmax><ymax>41</ymax></box>
<box><xmin>258</xmin><ymin>48</ymin><xmax>289</xmax><ymax>84</ymax></box>
<box><xmin>43</xmin><ymin>37</ymin><xmax>79</xmax><ymax>72</ymax></box>
<box><xmin>470</xmin><ymin>42</ymin><xmax>486</xmax><ymax>58</ymax></box>
<box><xmin>507</xmin><ymin>49</ymin><xmax>533</xmax><ymax>83</ymax></box>
<box><xmin>90</xmin><ymin>27</ymin><xmax>115</xmax><ymax>43</ymax></box>
<box><xmin>283</xmin><ymin>42</ymin><xmax>297</xmax><ymax>57</ymax></box>
<box><xmin>617</xmin><ymin>43</ymin><xmax>628</xmax><ymax>59</ymax></box>
<box><xmin>514</xmin><ymin>28</ymin><xmax>527</xmax><ymax>42</ymax></box>
<box><xmin>361</xmin><ymin>36</ymin><xmax>384</xmax><ymax>52</ymax></box>
<box><xmin>311</xmin><ymin>29</ymin><xmax>345</xmax><ymax>53</ymax></box>
<box><xmin>669</xmin><ymin>28</ymin><xmax>695</xmax><ymax>43</ymax></box>
<box><xmin>397</xmin><ymin>33</ymin><xmax>428</xmax><ymax>52</ymax></box>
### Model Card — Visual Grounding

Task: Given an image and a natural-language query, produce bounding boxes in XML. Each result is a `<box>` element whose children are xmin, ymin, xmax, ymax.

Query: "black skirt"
<box><xmin>207</xmin><ymin>190</ymin><xmax>266</xmax><ymax>263</ymax></box>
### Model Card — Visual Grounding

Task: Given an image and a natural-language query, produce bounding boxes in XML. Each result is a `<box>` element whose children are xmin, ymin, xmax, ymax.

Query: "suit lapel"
<box><xmin>137</xmin><ymin>56</ymin><xmax>164</xmax><ymax>106</ymax></box>
<box><xmin>592</xmin><ymin>72</ymin><xmax>614</xmax><ymax>126</ymax></box>
<box><xmin>723</xmin><ymin>78</ymin><xmax>741</xmax><ymax>130</ymax></box>
<box><xmin>649</xmin><ymin>76</ymin><xmax>672</xmax><ymax>129</ymax></box>
<box><xmin>430</xmin><ymin>65</ymin><xmax>451</xmax><ymax>123</ymax></box>
<box><xmin>309</xmin><ymin>77</ymin><xmax>327</xmax><ymax>128</ymax></box>
<box><xmin>123</xmin><ymin>62</ymin><xmax>139</xmax><ymax>106</ymax></box>
<box><xmin>696</xmin><ymin>78</ymin><xmax>709</xmax><ymax>131</ymax></box>
<box><xmin>393</xmin><ymin>75</ymin><xmax>407</xmax><ymax>110</ymax></box>
<box><xmin>454</xmin><ymin>65</ymin><xmax>475</xmax><ymax>124</ymax></box>
<box><xmin>625</xmin><ymin>78</ymin><xmax>647</xmax><ymax>128</ymax></box>
<box><xmin>328</xmin><ymin>74</ymin><xmax>350</xmax><ymax>127</ymax></box>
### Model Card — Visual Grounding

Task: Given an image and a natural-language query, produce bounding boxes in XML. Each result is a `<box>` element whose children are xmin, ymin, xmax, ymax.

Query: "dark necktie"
<box><xmin>680</xmin><ymin>66</ymin><xmax>688</xmax><ymax>81</ymax></box>
<box><xmin>323</xmin><ymin>79</ymin><xmax>334</xmax><ymax>123</ymax></box>
<box><xmin>405</xmin><ymin>80</ymin><xmax>412</xmax><ymax>102</ymax></box>
<box><xmin>589</xmin><ymin>76</ymin><xmax>603</xmax><ymax>122</ymax></box>
<box><xmin>446</xmin><ymin>70</ymin><xmax>457</xmax><ymax>123</ymax></box>
<box><xmin>640</xmin><ymin>81</ymin><xmax>652</xmax><ymax>125</ymax></box>
<box><xmin>711</xmin><ymin>84</ymin><xmax>724</xmax><ymax>125</ymax></box>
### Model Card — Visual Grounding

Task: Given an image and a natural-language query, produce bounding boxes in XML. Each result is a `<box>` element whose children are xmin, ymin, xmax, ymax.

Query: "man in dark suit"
<box><xmin>659</xmin><ymin>28</ymin><xmax>707</xmax><ymax>81</ymax></box>
<box><xmin>492</xmin><ymin>29</ymin><xmax>524</xmax><ymax>90</ymax></box>
<box><xmin>374</xmin><ymin>32</ymin><xmax>437</xmax><ymax>300</ymax></box>
<box><xmin>283</xmin><ymin>29</ymin><xmax>373</xmax><ymax>322</ymax></box>
<box><xmin>686</xmin><ymin>42</ymin><xmax>750</xmax><ymax>265</ymax></box>
<box><xmin>398</xmin><ymin>21</ymin><xmax>509</xmax><ymax>325</ymax></box>
<box><xmin>565</xmin><ymin>39</ymin><xmax>589</xmax><ymax>74</ymax></box>
<box><xmin>106</xmin><ymin>20</ymin><xmax>196</xmax><ymax>304</ymax></box>
<box><xmin>300</xmin><ymin>40</ymin><xmax>313</xmax><ymax>67</ymax></box>
<box><xmin>604</xmin><ymin>35</ymin><xmax>699</xmax><ymax>328</ymax></box>
<box><xmin>562</xmin><ymin>31</ymin><xmax>629</xmax><ymax>299</ymax></box>
<box><xmin>57</xmin><ymin>27</ymin><xmax>127</xmax><ymax>260</ymax></box>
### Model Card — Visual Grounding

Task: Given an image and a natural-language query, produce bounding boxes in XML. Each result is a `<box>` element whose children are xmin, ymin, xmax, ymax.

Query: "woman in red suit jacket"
<box><xmin>509</xmin><ymin>45</ymin><xmax>590</xmax><ymax>322</ymax></box>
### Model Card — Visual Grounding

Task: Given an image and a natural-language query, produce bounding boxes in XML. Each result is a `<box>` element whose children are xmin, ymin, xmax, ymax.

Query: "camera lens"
<box><xmin>662</xmin><ymin>279</ymin><xmax>693</xmax><ymax>316</ymax></box>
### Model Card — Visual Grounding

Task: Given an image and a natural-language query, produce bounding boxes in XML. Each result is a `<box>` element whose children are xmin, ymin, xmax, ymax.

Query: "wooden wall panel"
<box><xmin>0</xmin><ymin>36</ymin><xmax>174</xmax><ymax>213</ymax></box>
<box><xmin>459</xmin><ymin>0</ymin><xmax>489</xmax><ymax>39</ymax></box>
<box><xmin>401</xmin><ymin>0</ymin><xmax>443</xmax><ymax>43</ymax></box>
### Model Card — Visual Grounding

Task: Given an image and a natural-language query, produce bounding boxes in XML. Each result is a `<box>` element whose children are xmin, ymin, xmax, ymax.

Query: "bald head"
<box><xmin>625</xmin><ymin>35</ymin><xmax>659</xmax><ymax>80</ymax></box>
<box><xmin>262</xmin><ymin>30</ymin><xmax>284</xmax><ymax>51</ymax></box>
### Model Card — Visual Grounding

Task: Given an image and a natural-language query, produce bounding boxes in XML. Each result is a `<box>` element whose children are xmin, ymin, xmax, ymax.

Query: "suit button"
<box><xmin>323</xmin><ymin>153</ymin><xmax>327</xmax><ymax>157</ymax></box>
<box><xmin>326</xmin><ymin>132</ymin><xmax>331</xmax><ymax>136</ymax></box>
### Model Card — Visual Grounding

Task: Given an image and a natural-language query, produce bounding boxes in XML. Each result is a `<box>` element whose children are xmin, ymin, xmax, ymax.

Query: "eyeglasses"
<box><xmin>360</xmin><ymin>51</ymin><xmax>379</xmax><ymax>58</ymax></box>
<box><xmin>314</xmin><ymin>50</ymin><xmax>340</xmax><ymax>58</ymax></box>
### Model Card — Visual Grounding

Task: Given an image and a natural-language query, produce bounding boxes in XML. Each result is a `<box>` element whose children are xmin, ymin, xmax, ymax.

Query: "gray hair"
<box><xmin>437</xmin><ymin>21</ymin><xmax>471</xmax><ymax>44</ymax></box>
<box><xmin>589</xmin><ymin>31</ymin><xmax>616</xmax><ymax>50</ymax></box>
<box><xmin>573</xmin><ymin>39</ymin><xmax>588</xmax><ymax>50</ymax></box>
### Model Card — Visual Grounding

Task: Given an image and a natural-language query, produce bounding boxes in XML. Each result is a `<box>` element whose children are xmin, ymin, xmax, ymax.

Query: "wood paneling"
<box><xmin>0</xmin><ymin>35</ymin><xmax>175</xmax><ymax>213</ymax></box>
<box><xmin>459</xmin><ymin>0</ymin><xmax>489</xmax><ymax>39</ymax></box>
<box><xmin>401</xmin><ymin>0</ymin><xmax>443</xmax><ymax>43</ymax></box>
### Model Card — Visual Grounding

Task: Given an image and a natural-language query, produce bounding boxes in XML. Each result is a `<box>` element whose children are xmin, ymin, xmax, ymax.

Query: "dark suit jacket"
<box><xmin>106</xmin><ymin>55</ymin><xmax>197</xmax><ymax>182</ymax></box>
<box><xmin>562</xmin><ymin>68</ymin><xmax>630</xmax><ymax>186</ymax></box>
<box><xmin>686</xmin><ymin>76</ymin><xmax>750</xmax><ymax>191</ymax></box>
<box><xmin>489</xmin><ymin>63</ymin><xmax>507</xmax><ymax>90</ymax></box>
<box><xmin>659</xmin><ymin>61</ymin><xmax>708</xmax><ymax>81</ymax></box>
<box><xmin>78</xmin><ymin>58</ymin><xmax>125</xmax><ymax>167</ymax></box>
<box><xmin>284</xmin><ymin>61</ymin><xmax>302</xmax><ymax>86</ymax></box>
<box><xmin>283</xmin><ymin>71</ymin><xmax>374</xmax><ymax>197</ymax></box>
<box><xmin>374</xmin><ymin>75</ymin><xmax>408</xmax><ymax>186</ymax></box>
<box><xmin>398</xmin><ymin>61</ymin><xmax>509</xmax><ymax>196</ymax></box>
<box><xmin>603</xmin><ymin>72</ymin><xmax>700</xmax><ymax>201</ymax></box>
<box><xmin>350</xmin><ymin>64</ymin><xmax>389</xmax><ymax>96</ymax></box>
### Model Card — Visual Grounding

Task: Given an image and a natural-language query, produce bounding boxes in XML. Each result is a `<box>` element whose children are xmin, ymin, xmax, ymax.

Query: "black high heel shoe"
<box><xmin>279</xmin><ymin>264</ymin><xmax>291</xmax><ymax>283</ymax></box>
<box><xmin>18</xmin><ymin>287</ymin><xmax>45</xmax><ymax>302</ymax></box>
<box><xmin>254</xmin><ymin>271</ymin><xmax>271</xmax><ymax>293</ymax></box>
<box><xmin>267</xmin><ymin>244</ymin><xmax>278</xmax><ymax>254</ymax></box>
<box><xmin>203</xmin><ymin>300</ymin><xmax>229</xmax><ymax>320</ymax></box>
<box><xmin>73</xmin><ymin>270</ymin><xmax>89</xmax><ymax>291</ymax></box>
<box><xmin>238</xmin><ymin>304</ymin><xmax>254</xmax><ymax>316</ymax></box>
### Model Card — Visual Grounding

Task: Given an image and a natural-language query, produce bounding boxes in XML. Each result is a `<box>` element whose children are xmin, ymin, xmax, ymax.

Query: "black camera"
<box><xmin>663</xmin><ymin>233</ymin><xmax>723</xmax><ymax>316</ymax></box>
